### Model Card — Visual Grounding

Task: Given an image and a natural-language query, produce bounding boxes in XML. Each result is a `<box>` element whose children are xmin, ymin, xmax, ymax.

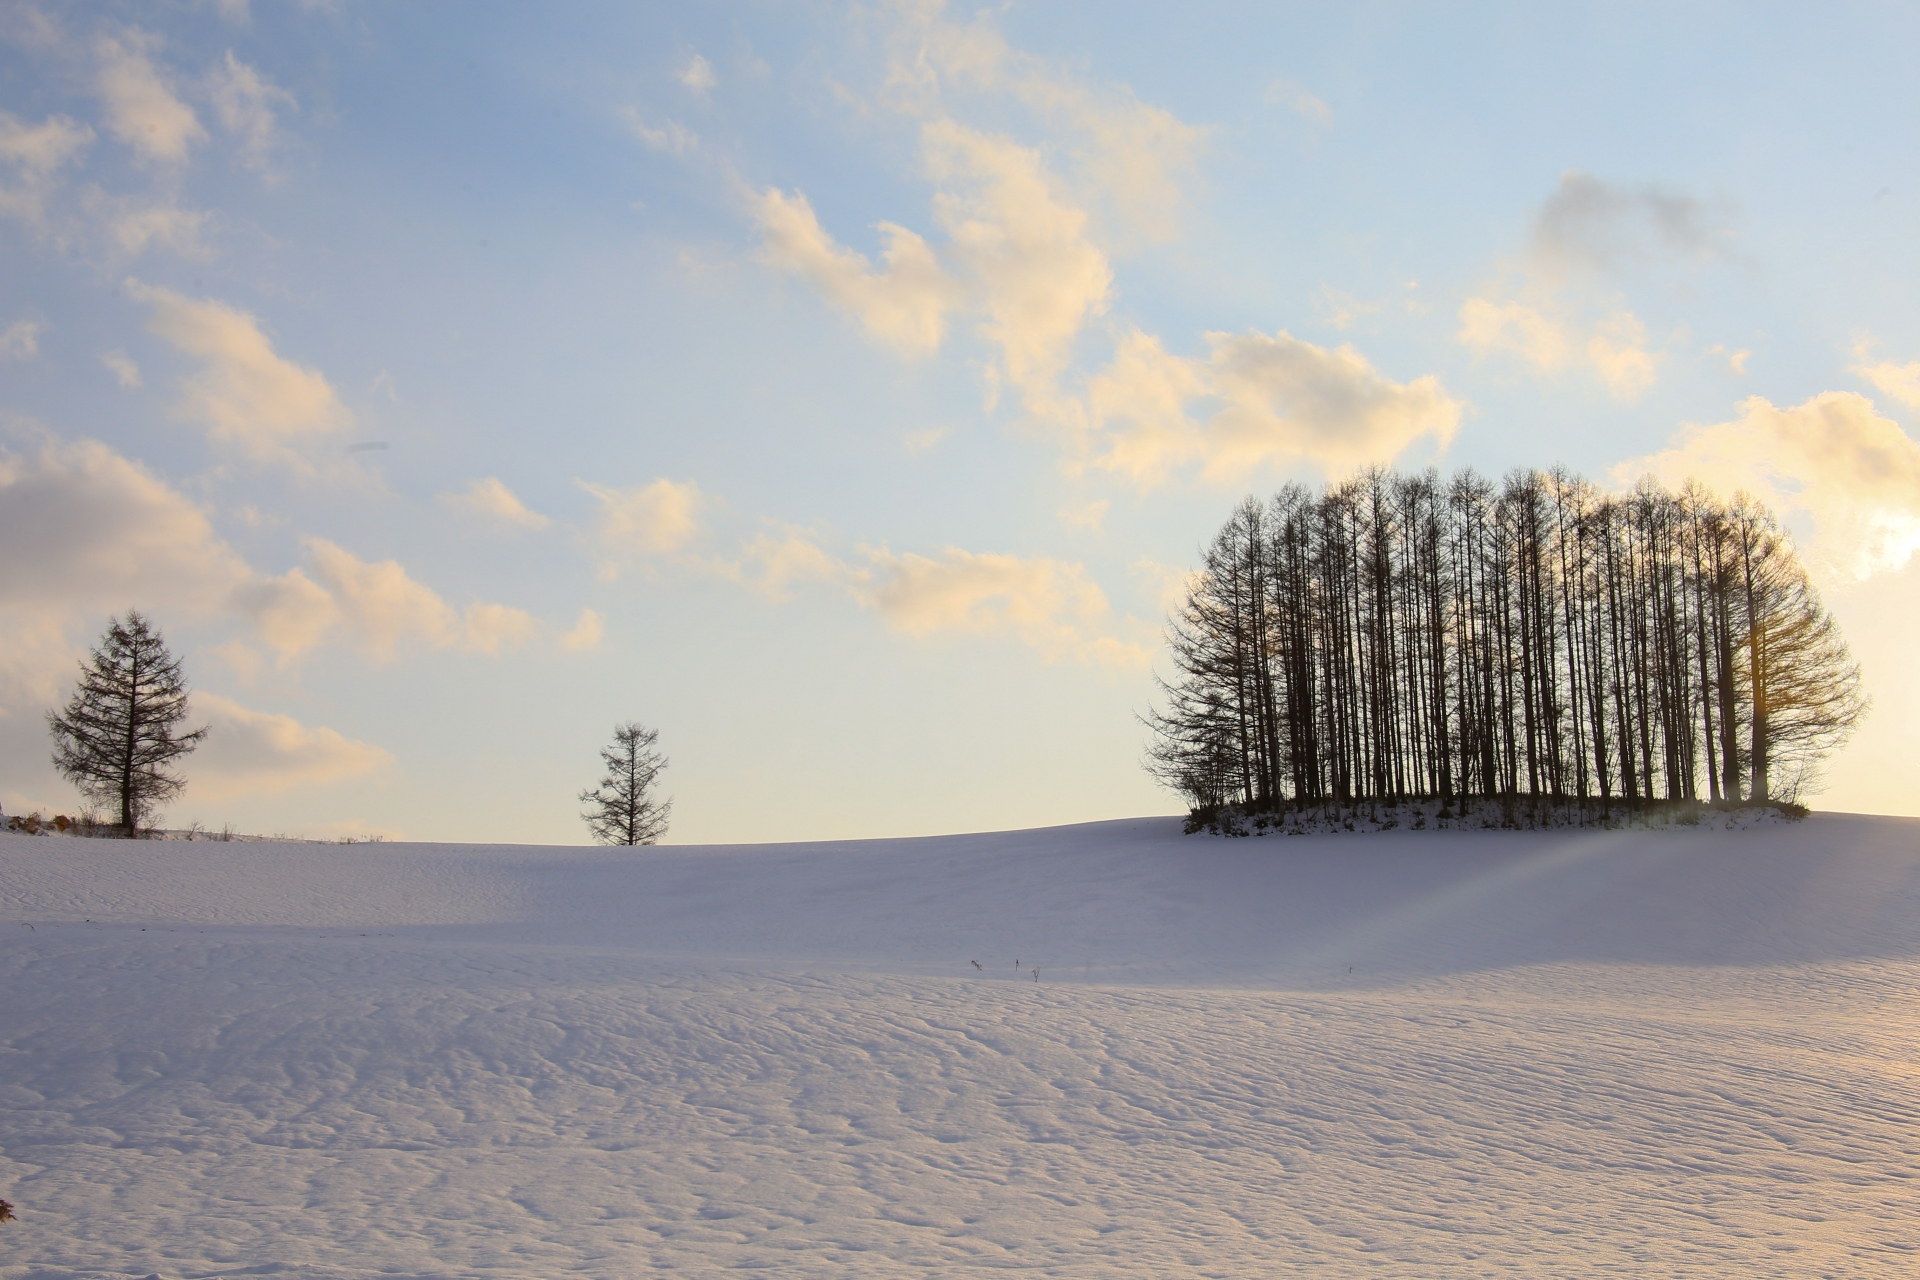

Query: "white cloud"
<box><xmin>0</xmin><ymin>320</ymin><xmax>40</xmax><ymax>360</ymax></box>
<box><xmin>752</xmin><ymin>187</ymin><xmax>958</xmax><ymax>357</ymax></box>
<box><xmin>618</xmin><ymin>108</ymin><xmax>698</xmax><ymax>157</ymax></box>
<box><xmin>1263</xmin><ymin>79</ymin><xmax>1332</xmax><ymax>125</ymax></box>
<box><xmin>1084</xmin><ymin>327</ymin><xmax>1460</xmax><ymax>486</ymax></box>
<box><xmin>679</xmin><ymin>54</ymin><xmax>716</xmax><ymax>93</ymax></box>
<box><xmin>95</xmin><ymin>29</ymin><xmax>206</xmax><ymax>164</ymax></box>
<box><xmin>235</xmin><ymin>538</ymin><xmax>539</xmax><ymax>663</ymax></box>
<box><xmin>186</xmin><ymin>692</ymin><xmax>392</xmax><ymax>801</ymax></box>
<box><xmin>129</xmin><ymin>281</ymin><xmax>353</xmax><ymax>463</ymax></box>
<box><xmin>101</xmin><ymin>349</ymin><xmax>142</xmax><ymax>386</ymax></box>
<box><xmin>440</xmin><ymin>477</ymin><xmax>551</xmax><ymax>530</ymax></box>
<box><xmin>207</xmin><ymin>50</ymin><xmax>295</xmax><ymax>169</ymax></box>
<box><xmin>578</xmin><ymin>478</ymin><xmax>702</xmax><ymax>578</ymax></box>
<box><xmin>1619</xmin><ymin>391</ymin><xmax>1920</xmax><ymax>580</ymax></box>
<box><xmin>559</xmin><ymin>608</ymin><xmax>604</xmax><ymax>653</ymax></box>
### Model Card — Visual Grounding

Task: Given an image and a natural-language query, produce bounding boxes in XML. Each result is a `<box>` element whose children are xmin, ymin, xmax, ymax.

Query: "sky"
<box><xmin>2</xmin><ymin>1</ymin><xmax>1917</xmax><ymax>844</ymax></box>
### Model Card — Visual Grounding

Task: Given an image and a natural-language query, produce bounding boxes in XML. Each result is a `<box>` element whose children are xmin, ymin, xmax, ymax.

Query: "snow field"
<box><xmin>3</xmin><ymin>815</ymin><xmax>1919</xmax><ymax>1277</ymax></box>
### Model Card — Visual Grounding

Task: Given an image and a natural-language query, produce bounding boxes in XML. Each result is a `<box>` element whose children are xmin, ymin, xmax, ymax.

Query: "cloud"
<box><xmin>1263</xmin><ymin>79</ymin><xmax>1332</xmax><ymax>124</ymax></box>
<box><xmin>887</xmin><ymin>5</ymin><xmax>1205</xmax><ymax>244</ymax></box>
<box><xmin>903</xmin><ymin>425</ymin><xmax>948</xmax><ymax>453</ymax></box>
<box><xmin>100</xmin><ymin>198</ymin><xmax>212</xmax><ymax>258</ymax></box>
<box><xmin>752</xmin><ymin>187</ymin><xmax>958</xmax><ymax>356</ymax></box>
<box><xmin>578</xmin><ymin>478</ymin><xmax>702</xmax><ymax>578</ymax></box>
<box><xmin>441</xmin><ymin>477</ymin><xmax>551</xmax><ymax>530</ymax></box>
<box><xmin>1705</xmin><ymin>343</ymin><xmax>1751</xmax><ymax>375</ymax></box>
<box><xmin>679</xmin><ymin>53</ymin><xmax>716</xmax><ymax>92</ymax></box>
<box><xmin>0</xmin><ymin>111</ymin><xmax>92</xmax><ymax>226</ymax></box>
<box><xmin>207</xmin><ymin>50</ymin><xmax>295</xmax><ymax>169</ymax></box>
<box><xmin>186</xmin><ymin>692</ymin><xmax>392</xmax><ymax>801</ymax></box>
<box><xmin>924</xmin><ymin>119</ymin><xmax>1112</xmax><ymax>409</ymax></box>
<box><xmin>1619</xmin><ymin>391</ymin><xmax>1920</xmax><ymax>580</ymax></box>
<box><xmin>0</xmin><ymin>436</ymin><xmax>250</xmax><ymax>614</ymax></box>
<box><xmin>0</xmin><ymin>320</ymin><xmax>40</xmax><ymax>360</ymax></box>
<box><xmin>727</xmin><ymin>527</ymin><xmax>1147</xmax><ymax>667</ymax></box>
<box><xmin>1531</xmin><ymin>171</ymin><xmax>1731</xmax><ymax>277</ymax></box>
<box><xmin>753</xmin><ymin>117</ymin><xmax>1113</xmax><ymax>413</ymax></box>
<box><xmin>101</xmin><ymin>349</ymin><xmax>142</xmax><ymax>386</ymax></box>
<box><xmin>0</xmin><ymin>436</ymin><xmax>251</xmax><ymax>715</ymax></box>
<box><xmin>559</xmin><ymin>608</ymin><xmax>604</xmax><ymax>653</ymax></box>
<box><xmin>95</xmin><ymin>29</ymin><xmax>206</xmax><ymax>164</ymax></box>
<box><xmin>236</xmin><ymin>538</ymin><xmax>538</xmax><ymax>663</ymax></box>
<box><xmin>618</xmin><ymin>108</ymin><xmax>698</xmax><ymax>156</ymax></box>
<box><xmin>1457</xmin><ymin>297</ymin><xmax>1658</xmax><ymax>401</ymax></box>
<box><xmin>1060</xmin><ymin>499</ymin><xmax>1108</xmax><ymax>531</ymax></box>
<box><xmin>1084</xmin><ymin>327</ymin><xmax>1460</xmax><ymax>485</ymax></box>
<box><xmin>129</xmin><ymin>281</ymin><xmax>353</xmax><ymax>462</ymax></box>
<box><xmin>859</xmin><ymin>544</ymin><xmax>1148</xmax><ymax>667</ymax></box>
<box><xmin>0</xmin><ymin>111</ymin><xmax>93</xmax><ymax>171</ymax></box>
<box><xmin>1853</xmin><ymin>350</ymin><xmax>1920</xmax><ymax>414</ymax></box>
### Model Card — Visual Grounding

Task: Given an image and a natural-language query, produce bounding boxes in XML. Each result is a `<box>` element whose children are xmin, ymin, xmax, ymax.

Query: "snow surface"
<box><xmin>3</xmin><ymin>814</ymin><xmax>1919</xmax><ymax>1277</ymax></box>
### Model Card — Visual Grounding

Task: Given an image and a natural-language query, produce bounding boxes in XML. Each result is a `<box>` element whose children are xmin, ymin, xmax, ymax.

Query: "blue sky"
<box><xmin>3</xmin><ymin>1</ymin><xmax>1917</xmax><ymax>842</ymax></box>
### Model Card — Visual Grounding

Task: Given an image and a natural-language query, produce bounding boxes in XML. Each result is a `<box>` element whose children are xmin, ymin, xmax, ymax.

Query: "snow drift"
<box><xmin>3</xmin><ymin>814</ymin><xmax>1918</xmax><ymax>1277</ymax></box>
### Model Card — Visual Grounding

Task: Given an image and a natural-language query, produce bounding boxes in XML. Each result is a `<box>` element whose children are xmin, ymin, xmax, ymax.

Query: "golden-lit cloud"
<box><xmin>206</xmin><ymin>50</ymin><xmax>295</xmax><ymax>170</ymax></box>
<box><xmin>1457</xmin><ymin>296</ymin><xmax>1658</xmax><ymax>400</ymax></box>
<box><xmin>129</xmin><ymin>282</ymin><xmax>353</xmax><ymax>464</ymax></box>
<box><xmin>1620</xmin><ymin>391</ymin><xmax>1920</xmax><ymax>580</ymax></box>
<box><xmin>558</xmin><ymin>608</ymin><xmax>604</xmax><ymax>653</ymax></box>
<box><xmin>235</xmin><ymin>539</ymin><xmax>539</xmax><ymax>664</ymax></box>
<box><xmin>94</xmin><ymin>29</ymin><xmax>205</xmax><ymax>165</ymax></box>
<box><xmin>440</xmin><ymin>477</ymin><xmax>551</xmax><ymax>530</ymax></box>
<box><xmin>578</xmin><ymin>477</ymin><xmax>703</xmax><ymax>579</ymax></box>
<box><xmin>0</xmin><ymin>110</ymin><xmax>93</xmax><ymax>227</ymax></box>
<box><xmin>752</xmin><ymin>187</ymin><xmax>958</xmax><ymax>356</ymax></box>
<box><xmin>725</xmin><ymin>527</ymin><xmax>1149</xmax><ymax>668</ymax></box>
<box><xmin>1083</xmin><ymin>327</ymin><xmax>1461</xmax><ymax>486</ymax></box>
<box><xmin>1853</xmin><ymin>350</ymin><xmax>1920</xmax><ymax>414</ymax></box>
<box><xmin>187</xmin><ymin>692</ymin><xmax>393</xmax><ymax>800</ymax></box>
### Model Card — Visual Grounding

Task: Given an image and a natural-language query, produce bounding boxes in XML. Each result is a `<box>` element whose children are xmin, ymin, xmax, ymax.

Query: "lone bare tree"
<box><xmin>48</xmin><ymin>611</ymin><xmax>209</xmax><ymax>835</ymax></box>
<box><xmin>579</xmin><ymin>721</ymin><xmax>672</xmax><ymax>845</ymax></box>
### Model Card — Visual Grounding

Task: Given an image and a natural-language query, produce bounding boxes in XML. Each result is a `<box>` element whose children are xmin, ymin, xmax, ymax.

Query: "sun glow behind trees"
<box><xmin>1146</xmin><ymin>470</ymin><xmax>1867</xmax><ymax>815</ymax></box>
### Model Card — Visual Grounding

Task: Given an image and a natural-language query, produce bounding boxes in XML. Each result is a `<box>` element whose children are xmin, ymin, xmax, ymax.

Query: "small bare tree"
<box><xmin>579</xmin><ymin>721</ymin><xmax>671</xmax><ymax>845</ymax></box>
<box><xmin>48</xmin><ymin>612</ymin><xmax>208</xmax><ymax>835</ymax></box>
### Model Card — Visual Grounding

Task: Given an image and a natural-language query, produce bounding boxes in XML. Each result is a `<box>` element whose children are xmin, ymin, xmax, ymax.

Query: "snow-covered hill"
<box><xmin>4</xmin><ymin>815</ymin><xmax>1918</xmax><ymax>1277</ymax></box>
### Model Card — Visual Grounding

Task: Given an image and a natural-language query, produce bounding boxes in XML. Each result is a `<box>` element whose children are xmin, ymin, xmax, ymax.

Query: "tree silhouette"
<box><xmin>579</xmin><ymin>721</ymin><xmax>672</xmax><ymax>845</ymax></box>
<box><xmin>48</xmin><ymin>612</ymin><xmax>208</xmax><ymax>834</ymax></box>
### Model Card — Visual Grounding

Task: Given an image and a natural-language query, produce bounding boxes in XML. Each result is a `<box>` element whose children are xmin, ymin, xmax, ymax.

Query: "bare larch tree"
<box><xmin>1146</xmin><ymin>470</ymin><xmax>1868</xmax><ymax>813</ymax></box>
<box><xmin>579</xmin><ymin>721</ymin><xmax>672</xmax><ymax>845</ymax></box>
<box><xmin>48</xmin><ymin>611</ymin><xmax>209</xmax><ymax>834</ymax></box>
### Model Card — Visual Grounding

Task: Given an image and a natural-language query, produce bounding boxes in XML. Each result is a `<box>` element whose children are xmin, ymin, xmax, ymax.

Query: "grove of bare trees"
<box><xmin>1146</xmin><ymin>468</ymin><xmax>1867</xmax><ymax>818</ymax></box>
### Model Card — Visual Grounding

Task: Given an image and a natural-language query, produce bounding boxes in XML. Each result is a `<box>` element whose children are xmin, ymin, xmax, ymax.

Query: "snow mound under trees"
<box><xmin>4</xmin><ymin>815</ymin><xmax>1919</xmax><ymax>1277</ymax></box>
